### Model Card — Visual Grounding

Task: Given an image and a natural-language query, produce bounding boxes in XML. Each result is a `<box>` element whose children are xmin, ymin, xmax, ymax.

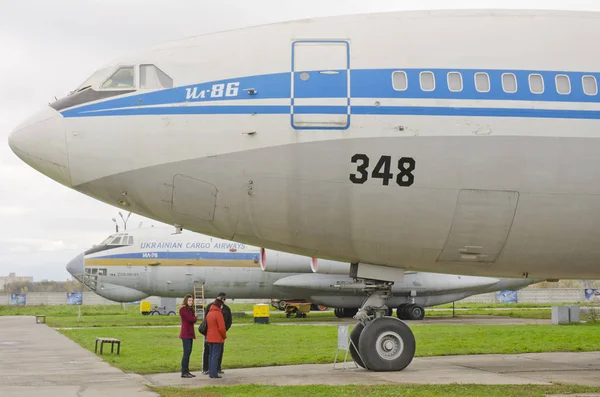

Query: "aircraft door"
<box><xmin>291</xmin><ymin>40</ymin><xmax>350</xmax><ymax>129</ymax></box>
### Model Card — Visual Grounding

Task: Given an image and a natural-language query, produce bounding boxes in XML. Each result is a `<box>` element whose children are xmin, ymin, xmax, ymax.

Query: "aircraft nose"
<box><xmin>66</xmin><ymin>253</ymin><xmax>84</xmax><ymax>278</ymax></box>
<box><xmin>8</xmin><ymin>106</ymin><xmax>71</xmax><ymax>187</ymax></box>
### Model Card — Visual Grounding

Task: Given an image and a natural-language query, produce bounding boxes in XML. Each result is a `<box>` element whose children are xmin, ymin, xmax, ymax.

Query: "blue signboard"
<box><xmin>10</xmin><ymin>293</ymin><xmax>26</xmax><ymax>305</ymax></box>
<box><xmin>585</xmin><ymin>289</ymin><xmax>600</xmax><ymax>302</ymax></box>
<box><xmin>67</xmin><ymin>292</ymin><xmax>83</xmax><ymax>305</ymax></box>
<box><xmin>496</xmin><ymin>290</ymin><xmax>518</xmax><ymax>303</ymax></box>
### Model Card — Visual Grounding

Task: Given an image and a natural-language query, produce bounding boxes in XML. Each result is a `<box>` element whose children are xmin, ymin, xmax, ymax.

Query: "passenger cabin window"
<box><xmin>475</xmin><ymin>72</ymin><xmax>490</xmax><ymax>92</ymax></box>
<box><xmin>529</xmin><ymin>74</ymin><xmax>544</xmax><ymax>94</ymax></box>
<box><xmin>420</xmin><ymin>72</ymin><xmax>435</xmax><ymax>91</ymax></box>
<box><xmin>102</xmin><ymin>66</ymin><xmax>135</xmax><ymax>89</ymax></box>
<box><xmin>502</xmin><ymin>73</ymin><xmax>517</xmax><ymax>93</ymax></box>
<box><xmin>447</xmin><ymin>72</ymin><xmax>463</xmax><ymax>92</ymax></box>
<box><xmin>555</xmin><ymin>75</ymin><xmax>571</xmax><ymax>95</ymax></box>
<box><xmin>140</xmin><ymin>64</ymin><xmax>174</xmax><ymax>90</ymax></box>
<box><xmin>392</xmin><ymin>71</ymin><xmax>408</xmax><ymax>91</ymax></box>
<box><xmin>583</xmin><ymin>75</ymin><xmax>598</xmax><ymax>96</ymax></box>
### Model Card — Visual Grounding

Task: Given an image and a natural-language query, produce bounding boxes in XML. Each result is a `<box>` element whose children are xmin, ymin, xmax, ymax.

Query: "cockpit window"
<box><xmin>102</xmin><ymin>66</ymin><xmax>136</xmax><ymax>89</ymax></box>
<box><xmin>140</xmin><ymin>64</ymin><xmax>173</xmax><ymax>90</ymax></box>
<box><xmin>71</xmin><ymin>67</ymin><xmax>112</xmax><ymax>95</ymax></box>
<box><xmin>99</xmin><ymin>234</ymin><xmax>116</xmax><ymax>245</ymax></box>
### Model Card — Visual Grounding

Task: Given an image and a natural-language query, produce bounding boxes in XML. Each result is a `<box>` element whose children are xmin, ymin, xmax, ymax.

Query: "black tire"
<box><xmin>407</xmin><ymin>305</ymin><xmax>425</xmax><ymax>320</ymax></box>
<box><xmin>168</xmin><ymin>311</ymin><xmax>176</xmax><ymax>316</ymax></box>
<box><xmin>396</xmin><ymin>304</ymin><xmax>408</xmax><ymax>320</ymax></box>
<box><xmin>343</xmin><ymin>308</ymin><xmax>358</xmax><ymax>318</ymax></box>
<box><xmin>334</xmin><ymin>308</ymin><xmax>344</xmax><ymax>318</ymax></box>
<box><xmin>349</xmin><ymin>322</ymin><xmax>366</xmax><ymax>368</ymax></box>
<box><xmin>278</xmin><ymin>300</ymin><xmax>287</xmax><ymax>310</ymax></box>
<box><xmin>402</xmin><ymin>304</ymin><xmax>414</xmax><ymax>319</ymax></box>
<box><xmin>358</xmin><ymin>317</ymin><xmax>416</xmax><ymax>371</ymax></box>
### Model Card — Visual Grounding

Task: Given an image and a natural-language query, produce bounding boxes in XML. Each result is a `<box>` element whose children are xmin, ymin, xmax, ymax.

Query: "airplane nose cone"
<box><xmin>8</xmin><ymin>106</ymin><xmax>71</xmax><ymax>187</ymax></box>
<box><xmin>66</xmin><ymin>253</ymin><xmax>84</xmax><ymax>278</ymax></box>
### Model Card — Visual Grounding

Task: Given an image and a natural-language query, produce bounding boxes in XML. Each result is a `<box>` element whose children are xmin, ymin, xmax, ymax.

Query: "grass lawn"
<box><xmin>152</xmin><ymin>384</ymin><xmax>600</xmax><ymax>397</ymax></box>
<box><xmin>59</xmin><ymin>322</ymin><xmax>600</xmax><ymax>374</ymax></box>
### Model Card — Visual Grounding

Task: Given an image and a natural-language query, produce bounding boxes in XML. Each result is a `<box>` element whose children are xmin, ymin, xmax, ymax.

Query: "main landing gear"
<box><xmin>335</xmin><ymin>274</ymin><xmax>416</xmax><ymax>371</ymax></box>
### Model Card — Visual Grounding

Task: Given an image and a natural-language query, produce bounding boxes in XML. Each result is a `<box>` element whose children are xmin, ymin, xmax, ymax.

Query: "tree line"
<box><xmin>1</xmin><ymin>279</ymin><xmax>87</xmax><ymax>293</ymax></box>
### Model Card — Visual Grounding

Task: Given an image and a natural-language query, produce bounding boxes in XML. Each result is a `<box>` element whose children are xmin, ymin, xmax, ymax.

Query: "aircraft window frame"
<box><xmin>502</xmin><ymin>73</ymin><xmax>518</xmax><ymax>93</ymax></box>
<box><xmin>447</xmin><ymin>72</ymin><xmax>463</xmax><ymax>92</ymax></box>
<box><xmin>110</xmin><ymin>236</ymin><xmax>123</xmax><ymax>245</ymax></box>
<box><xmin>140</xmin><ymin>64</ymin><xmax>174</xmax><ymax>90</ymax></box>
<box><xmin>419</xmin><ymin>71</ymin><xmax>435</xmax><ymax>92</ymax></box>
<box><xmin>100</xmin><ymin>65</ymin><xmax>137</xmax><ymax>90</ymax></box>
<box><xmin>583</xmin><ymin>75</ymin><xmax>598</xmax><ymax>96</ymax></box>
<box><xmin>555</xmin><ymin>75</ymin><xmax>571</xmax><ymax>95</ymax></box>
<box><xmin>474</xmin><ymin>72</ymin><xmax>491</xmax><ymax>93</ymax></box>
<box><xmin>529</xmin><ymin>73</ymin><xmax>544</xmax><ymax>94</ymax></box>
<box><xmin>128</xmin><ymin>236</ymin><xmax>134</xmax><ymax>245</ymax></box>
<box><xmin>391</xmin><ymin>71</ymin><xmax>408</xmax><ymax>91</ymax></box>
<box><xmin>99</xmin><ymin>234</ymin><xmax>116</xmax><ymax>246</ymax></box>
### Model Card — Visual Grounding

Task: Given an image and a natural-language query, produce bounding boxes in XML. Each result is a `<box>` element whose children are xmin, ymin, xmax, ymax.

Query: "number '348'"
<box><xmin>349</xmin><ymin>154</ymin><xmax>415</xmax><ymax>187</ymax></box>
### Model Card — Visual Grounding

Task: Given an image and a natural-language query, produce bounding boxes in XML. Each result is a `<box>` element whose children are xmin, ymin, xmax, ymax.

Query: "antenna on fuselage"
<box><xmin>173</xmin><ymin>224</ymin><xmax>183</xmax><ymax>234</ymax></box>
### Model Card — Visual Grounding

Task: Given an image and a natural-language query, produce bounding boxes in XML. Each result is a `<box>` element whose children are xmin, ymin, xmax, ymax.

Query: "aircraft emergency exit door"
<box><xmin>291</xmin><ymin>40</ymin><xmax>350</xmax><ymax>129</ymax></box>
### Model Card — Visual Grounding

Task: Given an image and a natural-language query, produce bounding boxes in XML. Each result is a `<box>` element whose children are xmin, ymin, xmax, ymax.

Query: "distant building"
<box><xmin>0</xmin><ymin>273</ymin><xmax>33</xmax><ymax>291</ymax></box>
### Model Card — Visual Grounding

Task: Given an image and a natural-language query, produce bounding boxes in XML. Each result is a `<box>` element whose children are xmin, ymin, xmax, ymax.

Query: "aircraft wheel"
<box><xmin>349</xmin><ymin>322</ymin><xmax>366</xmax><ymax>368</ymax></box>
<box><xmin>406</xmin><ymin>304</ymin><xmax>424</xmax><ymax>320</ymax></box>
<box><xmin>358</xmin><ymin>317</ymin><xmax>416</xmax><ymax>371</ymax></box>
<box><xmin>396</xmin><ymin>304</ymin><xmax>408</xmax><ymax>320</ymax></box>
<box><xmin>278</xmin><ymin>300</ymin><xmax>287</xmax><ymax>310</ymax></box>
<box><xmin>343</xmin><ymin>308</ymin><xmax>358</xmax><ymax>318</ymax></box>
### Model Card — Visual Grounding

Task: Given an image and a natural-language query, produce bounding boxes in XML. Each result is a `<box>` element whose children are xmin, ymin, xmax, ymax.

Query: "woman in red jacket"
<box><xmin>206</xmin><ymin>298</ymin><xmax>227</xmax><ymax>379</ymax></box>
<box><xmin>179</xmin><ymin>294</ymin><xmax>197</xmax><ymax>378</ymax></box>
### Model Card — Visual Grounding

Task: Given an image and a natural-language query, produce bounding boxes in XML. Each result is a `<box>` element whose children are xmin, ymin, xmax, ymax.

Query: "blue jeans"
<box><xmin>181</xmin><ymin>338</ymin><xmax>193</xmax><ymax>374</ymax></box>
<box><xmin>208</xmin><ymin>343</ymin><xmax>223</xmax><ymax>378</ymax></box>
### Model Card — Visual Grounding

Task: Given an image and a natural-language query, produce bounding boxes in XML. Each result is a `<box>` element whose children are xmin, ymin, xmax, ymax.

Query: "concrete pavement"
<box><xmin>144</xmin><ymin>351</ymin><xmax>600</xmax><ymax>388</ymax></box>
<box><xmin>0</xmin><ymin>316</ymin><xmax>158</xmax><ymax>397</ymax></box>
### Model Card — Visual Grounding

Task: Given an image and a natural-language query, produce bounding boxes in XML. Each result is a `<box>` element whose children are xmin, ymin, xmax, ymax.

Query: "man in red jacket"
<box><xmin>205</xmin><ymin>298</ymin><xmax>227</xmax><ymax>379</ymax></box>
<box><xmin>179</xmin><ymin>294</ymin><xmax>197</xmax><ymax>378</ymax></box>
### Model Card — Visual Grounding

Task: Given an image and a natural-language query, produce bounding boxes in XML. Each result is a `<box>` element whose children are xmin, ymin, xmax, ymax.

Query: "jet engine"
<box><xmin>310</xmin><ymin>257</ymin><xmax>351</xmax><ymax>275</ymax></box>
<box><xmin>259</xmin><ymin>248</ymin><xmax>313</xmax><ymax>273</ymax></box>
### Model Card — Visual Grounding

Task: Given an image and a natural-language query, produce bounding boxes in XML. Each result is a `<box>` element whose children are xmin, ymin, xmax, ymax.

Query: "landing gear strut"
<box><xmin>339</xmin><ymin>278</ymin><xmax>416</xmax><ymax>371</ymax></box>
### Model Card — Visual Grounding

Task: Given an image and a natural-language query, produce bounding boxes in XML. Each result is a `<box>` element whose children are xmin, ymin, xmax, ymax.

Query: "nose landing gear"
<box><xmin>343</xmin><ymin>281</ymin><xmax>416</xmax><ymax>371</ymax></box>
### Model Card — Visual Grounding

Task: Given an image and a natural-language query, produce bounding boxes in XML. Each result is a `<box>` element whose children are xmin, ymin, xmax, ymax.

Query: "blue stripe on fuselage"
<box><xmin>59</xmin><ymin>67</ymin><xmax>600</xmax><ymax>120</ymax></box>
<box><xmin>94</xmin><ymin>251</ymin><xmax>259</xmax><ymax>260</ymax></box>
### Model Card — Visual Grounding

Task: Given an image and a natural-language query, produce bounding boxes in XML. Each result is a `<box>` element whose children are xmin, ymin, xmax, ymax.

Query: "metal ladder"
<box><xmin>193</xmin><ymin>281</ymin><xmax>205</xmax><ymax>318</ymax></box>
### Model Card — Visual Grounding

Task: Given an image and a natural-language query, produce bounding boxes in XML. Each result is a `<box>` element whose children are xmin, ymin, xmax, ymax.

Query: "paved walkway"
<box><xmin>144</xmin><ymin>351</ymin><xmax>600</xmax><ymax>388</ymax></box>
<box><xmin>0</xmin><ymin>316</ymin><xmax>158</xmax><ymax>397</ymax></box>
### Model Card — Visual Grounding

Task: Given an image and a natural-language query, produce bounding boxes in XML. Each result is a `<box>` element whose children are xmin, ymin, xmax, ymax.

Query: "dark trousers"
<box><xmin>181</xmin><ymin>338</ymin><xmax>193</xmax><ymax>374</ymax></box>
<box><xmin>203</xmin><ymin>339</ymin><xmax>224</xmax><ymax>372</ymax></box>
<box><xmin>208</xmin><ymin>343</ymin><xmax>223</xmax><ymax>378</ymax></box>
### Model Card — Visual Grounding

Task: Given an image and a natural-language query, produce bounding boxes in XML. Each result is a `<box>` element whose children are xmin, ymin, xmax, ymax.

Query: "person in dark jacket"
<box><xmin>179</xmin><ymin>294</ymin><xmax>197</xmax><ymax>378</ymax></box>
<box><xmin>205</xmin><ymin>298</ymin><xmax>227</xmax><ymax>378</ymax></box>
<box><xmin>202</xmin><ymin>292</ymin><xmax>231</xmax><ymax>375</ymax></box>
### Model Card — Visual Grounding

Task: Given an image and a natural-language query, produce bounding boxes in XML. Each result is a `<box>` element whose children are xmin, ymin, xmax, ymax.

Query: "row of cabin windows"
<box><xmin>392</xmin><ymin>71</ymin><xmax>599</xmax><ymax>96</ymax></box>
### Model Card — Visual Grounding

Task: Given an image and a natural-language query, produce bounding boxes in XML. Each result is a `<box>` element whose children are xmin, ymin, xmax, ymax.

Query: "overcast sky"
<box><xmin>1</xmin><ymin>0</ymin><xmax>600</xmax><ymax>281</ymax></box>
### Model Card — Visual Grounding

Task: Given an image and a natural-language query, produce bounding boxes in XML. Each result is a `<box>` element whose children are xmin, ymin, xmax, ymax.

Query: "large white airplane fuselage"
<box><xmin>10</xmin><ymin>9</ymin><xmax>600</xmax><ymax>279</ymax></box>
<box><xmin>68</xmin><ymin>227</ymin><xmax>538</xmax><ymax>308</ymax></box>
